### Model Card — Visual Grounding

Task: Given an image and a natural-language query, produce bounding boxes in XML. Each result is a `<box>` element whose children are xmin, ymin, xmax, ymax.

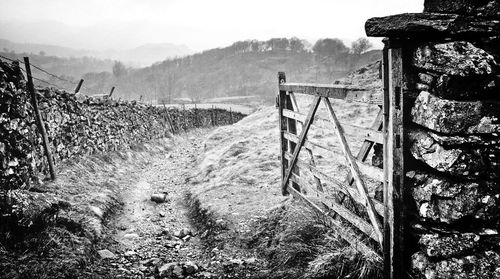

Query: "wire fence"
<box><xmin>0</xmin><ymin>54</ymin><xmax>78</xmax><ymax>92</ymax></box>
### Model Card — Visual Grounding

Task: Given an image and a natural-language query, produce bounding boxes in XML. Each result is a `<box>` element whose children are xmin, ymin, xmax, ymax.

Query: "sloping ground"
<box><xmin>0</xmin><ymin>138</ymin><xmax>174</xmax><ymax>278</ymax></box>
<box><xmin>191</xmin><ymin>61</ymin><xmax>382</xmax><ymax>229</ymax></box>
<box><xmin>191</xmin><ymin>107</ymin><xmax>285</xmax><ymax>231</ymax></box>
<box><xmin>2</xmin><ymin>129</ymin><xmax>271</xmax><ymax>279</ymax></box>
<box><xmin>189</xmin><ymin>61</ymin><xmax>383</xmax><ymax>278</ymax></box>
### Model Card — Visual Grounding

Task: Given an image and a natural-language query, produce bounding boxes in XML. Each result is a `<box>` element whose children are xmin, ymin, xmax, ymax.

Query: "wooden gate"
<box><xmin>277</xmin><ymin>59</ymin><xmax>404</xmax><ymax>268</ymax></box>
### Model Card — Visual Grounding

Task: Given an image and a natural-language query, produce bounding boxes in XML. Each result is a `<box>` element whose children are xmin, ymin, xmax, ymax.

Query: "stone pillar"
<box><xmin>366</xmin><ymin>1</ymin><xmax>500</xmax><ymax>278</ymax></box>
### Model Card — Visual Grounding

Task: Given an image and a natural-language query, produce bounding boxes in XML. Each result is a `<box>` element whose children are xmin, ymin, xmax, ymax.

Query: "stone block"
<box><xmin>424</xmin><ymin>0</ymin><xmax>500</xmax><ymax>17</ymax></box>
<box><xmin>409</xmin><ymin>129</ymin><xmax>499</xmax><ymax>179</ymax></box>
<box><xmin>408</xmin><ymin>171</ymin><xmax>499</xmax><ymax>223</ymax></box>
<box><xmin>412</xmin><ymin>41</ymin><xmax>496</xmax><ymax>76</ymax></box>
<box><xmin>365</xmin><ymin>13</ymin><xmax>500</xmax><ymax>37</ymax></box>
<box><xmin>419</xmin><ymin>233</ymin><xmax>480</xmax><ymax>258</ymax></box>
<box><xmin>412</xmin><ymin>250</ymin><xmax>500</xmax><ymax>279</ymax></box>
<box><xmin>418</xmin><ymin>73</ymin><xmax>500</xmax><ymax>100</ymax></box>
<box><xmin>411</xmin><ymin>91</ymin><xmax>500</xmax><ymax>134</ymax></box>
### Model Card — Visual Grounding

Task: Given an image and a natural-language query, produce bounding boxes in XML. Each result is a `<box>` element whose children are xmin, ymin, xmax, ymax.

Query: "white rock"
<box><xmin>181</xmin><ymin>228</ymin><xmax>192</xmax><ymax>237</ymax></box>
<box><xmin>244</xmin><ymin>257</ymin><xmax>257</xmax><ymax>264</ymax></box>
<box><xmin>90</xmin><ymin>206</ymin><xmax>104</xmax><ymax>219</ymax></box>
<box><xmin>123</xmin><ymin>233</ymin><xmax>139</xmax><ymax>239</ymax></box>
<box><xmin>97</xmin><ymin>249</ymin><xmax>116</xmax><ymax>259</ymax></box>
<box><xmin>124</xmin><ymin>251</ymin><xmax>136</xmax><ymax>257</ymax></box>
<box><xmin>228</xmin><ymin>258</ymin><xmax>244</xmax><ymax>265</ymax></box>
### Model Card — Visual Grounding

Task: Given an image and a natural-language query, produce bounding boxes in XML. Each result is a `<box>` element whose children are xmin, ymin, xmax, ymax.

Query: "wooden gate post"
<box><xmin>278</xmin><ymin>72</ymin><xmax>300</xmax><ymax>195</ymax></box>
<box><xmin>382</xmin><ymin>40</ymin><xmax>405</xmax><ymax>279</ymax></box>
<box><xmin>24</xmin><ymin>57</ymin><xmax>56</xmax><ymax>181</ymax></box>
<box><xmin>278</xmin><ymin>72</ymin><xmax>288</xmax><ymax>195</ymax></box>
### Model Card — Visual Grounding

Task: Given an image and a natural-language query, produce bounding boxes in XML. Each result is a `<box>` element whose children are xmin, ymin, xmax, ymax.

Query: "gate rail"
<box><xmin>277</xmin><ymin>56</ymin><xmax>404</xmax><ymax>271</ymax></box>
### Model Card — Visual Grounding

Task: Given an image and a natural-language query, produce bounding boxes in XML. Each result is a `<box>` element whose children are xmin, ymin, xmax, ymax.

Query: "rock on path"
<box><xmin>92</xmin><ymin>130</ymin><xmax>209</xmax><ymax>278</ymax></box>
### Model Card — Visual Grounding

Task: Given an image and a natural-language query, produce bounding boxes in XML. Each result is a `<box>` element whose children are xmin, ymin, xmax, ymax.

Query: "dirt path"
<box><xmin>85</xmin><ymin>128</ymin><xmax>264</xmax><ymax>279</ymax></box>
<box><xmin>90</xmin><ymin>129</ymin><xmax>215</xmax><ymax>278</ymax></box>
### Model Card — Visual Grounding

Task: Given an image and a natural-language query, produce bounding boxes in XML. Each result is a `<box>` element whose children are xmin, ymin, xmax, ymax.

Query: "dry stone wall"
<box><xmin>0</xmin><ymin>60</ymin><xmax>246</xmax><ymax>192</ymax></box>
<box><xmin>407</xmin><ymin>42</ymin><xmax>500</xmax><ymax>279</ymax></box>
<box><xmin>367</xmin><ymin>1</ymin><xmax>499</xmax><ymax>278</ymax></box>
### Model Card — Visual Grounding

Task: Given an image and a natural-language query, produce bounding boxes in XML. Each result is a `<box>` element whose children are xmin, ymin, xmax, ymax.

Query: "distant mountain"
<box><xmin>101</xmin><ymin>43</ymin><xmax>192</xmax><ymax>66</ymax></box>
<box><xmin>0</xmin><ymin>38</ymin><xmax>91</xmax><ymax>58</ymax></box>
<box><xmin>0</xmin><ymin>38</ymin><xmax>192</xmax><ymax>66</ymax></box>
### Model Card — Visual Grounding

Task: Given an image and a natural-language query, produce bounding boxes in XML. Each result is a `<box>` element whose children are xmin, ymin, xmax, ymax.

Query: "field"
<box><xmin>188</xmin><ymin>99</ymin><xmax>381</xmax><ymax>278</ymax></box>
<box><xmin>191</xmin><ymin>98</ymin><xmax>380</xmax><ymax>229</ymax></box>
<box><xmin>191</xmin><ymin>62</ymin><xmax>382</xmax><ymax>227</ymax></box>
<box><xmin>160</xmin><ymin>103</ymin><xmax>256</xmax><ymax>115</ymax></box>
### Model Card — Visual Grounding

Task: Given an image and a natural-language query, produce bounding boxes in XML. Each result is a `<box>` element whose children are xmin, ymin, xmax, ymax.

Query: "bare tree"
<box><xmin>351</xmin><ymin>38</ymin><xmax>373</xmax><ymax>55</ymax></box>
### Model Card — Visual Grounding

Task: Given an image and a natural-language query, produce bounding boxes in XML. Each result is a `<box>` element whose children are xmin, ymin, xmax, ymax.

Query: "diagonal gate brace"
<box><xmin>323</xmin><ymin>97</ymin><xmax>383</xmax><ymax>245</ymax></box>
<box><xmin>281</xmin><ymin>96</ymin><xmax>321</xmax><ymax>195</ymax></box>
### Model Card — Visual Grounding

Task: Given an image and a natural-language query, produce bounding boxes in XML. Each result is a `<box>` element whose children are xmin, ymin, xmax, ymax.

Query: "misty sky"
<box><xmin>0</xmin><ymin>0</ymin><xmax>424</xmax><ymax>51</ymax></box>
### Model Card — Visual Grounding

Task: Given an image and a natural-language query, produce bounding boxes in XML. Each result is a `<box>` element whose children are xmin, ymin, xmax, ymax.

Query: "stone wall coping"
<box><xmin>365</xmin><ymin>12</ymin><xmax>500</xmax><ymax>38</ymax></box>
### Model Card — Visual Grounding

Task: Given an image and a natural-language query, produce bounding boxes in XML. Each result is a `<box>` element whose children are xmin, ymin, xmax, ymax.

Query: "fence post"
<box><xmin>194</xmin><ymin>104</ymin><xmax>198</xmax><ymax>127</ymax></box>
<box><xmin>108</xmin><ymin>86</ymin><xmax>115</xmax><ymax>98</ymax></box>
<box><xmin>214</xmin><ymin>106</ymin><xmax>218</xmax><ymax>126</ymax></box>
<box><xmin>74</xmin><ymin>79</ymin><xmax>84</xmax><ymax>94</ymax></box>
<box><xmin>182</xmin><ymin>104</ymin><xmax>187</xmax><ymax>131</ymax></box>
<box><xmin>382</xmin><ymin>41</ymin><xmax>405</xmax><ymax>279</ymax></box>
<box><xmin>24</xmin><ymin>57</ymin><xmax>56</xmax><ymax>181</ymax></box>
<box><xmin>163</xmin><ymin>104</ymin><xmax>175</xmax><ymax>134</ymax></box>
<box><xmin>229</xmin><ymin>107</ymin><xmax>233</xmax><ymax>123</ymax></box>
<box><xmin>211</xmin><ymin>105</ymin><xmax>215</xmax><ymax>126</ymax></box>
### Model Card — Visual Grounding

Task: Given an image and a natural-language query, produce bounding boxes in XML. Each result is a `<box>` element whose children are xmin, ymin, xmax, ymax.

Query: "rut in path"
<box><xmin>94</xmin><ymin>129</ymin><xmax>212</xmax><ymax>278</ymax></box>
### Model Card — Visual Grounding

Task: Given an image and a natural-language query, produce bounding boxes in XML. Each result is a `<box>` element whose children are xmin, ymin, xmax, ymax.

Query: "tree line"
<box><xmin>81</xmin><ymin>37</ymin><xmax>378</xmax><ymax>105</ymax></box>
<box><xmin>2</xmin><ymin>37</ymin><xmax>378</xmax><ymax>105</ymax></box>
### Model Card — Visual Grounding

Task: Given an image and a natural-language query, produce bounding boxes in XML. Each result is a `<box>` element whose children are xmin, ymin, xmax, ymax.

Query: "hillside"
<box><xmin>81</xmin><ymin>38</ymin><xmax>381</xmax><ymax>104</ymax></box>
<box><xmin>0</xmin><ymin>38</ymin><xmax>192</xmax><ymax>67</ymax></box>
<box><xmin>188</xmin><ymin>61</ymin><xmax>383</xmax><ymax>278</ymax></box>
<box><xmin>0</xmin><ymin>51</ymin><xmax>115</xmax><ymax>92</ymax></box>
<box><xmin>0</xmin><ymin>59</ymin><xmax>384</xmax><ymax>279</ymax></box>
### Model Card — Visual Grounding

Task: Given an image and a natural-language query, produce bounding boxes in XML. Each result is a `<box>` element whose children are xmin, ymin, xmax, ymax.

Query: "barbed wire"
<box><xmin>16</xmin><ymin>66</ymin><xmax>68</xmax><ymax>90</ymax></box>
<box><xmin>0</xmin><ymin>54</ymin><xmax>77</xmax><ymax>86</ymax></box>
<box><xmin>4</xmin><ymin>58</ymin><xmax>69</xmax><ymax>91</ymax></box>
<box><xmin>0</xmin><ymin>54</ymin><xmax>109</xmax><ymax>95</ymax></box>
<box><xmin>29</xmin><ymin>63</ymin><xmax>76</xmax><ymax>85</ymax></box>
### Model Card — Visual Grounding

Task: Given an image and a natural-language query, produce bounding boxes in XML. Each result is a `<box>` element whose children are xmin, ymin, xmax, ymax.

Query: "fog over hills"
<box><xmin>79</xmin><ymin>38</ymin><xmax>381</xmax><ymax>105</ymax></box>
<box><xmin>0</xmin><ymin>21</ymin><xmax>193</xmax><ymax>66</ymax></box>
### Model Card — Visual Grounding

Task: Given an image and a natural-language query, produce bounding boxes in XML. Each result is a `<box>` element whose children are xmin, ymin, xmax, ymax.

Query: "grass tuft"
<box><xmin>246</xmin><ymin>199</ymin><xmax>382</xmax><ymax>279</ymax></box>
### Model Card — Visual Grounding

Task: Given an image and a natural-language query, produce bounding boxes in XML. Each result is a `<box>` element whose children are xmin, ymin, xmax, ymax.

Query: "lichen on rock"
<box><xmin>411</xmin><ymin>91</ymin><xmax>500</xmax><ymax>134</ymax></box>
<box><xmin>417</xmin><ymin>72</ymin><xmax>500</xmax><ymax>101</ymax></box>
<box><xmin>424</xmin><ymin>0</ymin><xmax>500</xmax><ymax>17</ymax></box>
<box><xmin>412</xmin><ymin>250</ymin><xmax>500</xmax><ymax>279</ymax></box>
<box><xmin>412</xmin><ymin>41</ymin><xmax>497</xmax><ymax>77</ymax></box>
<box><xmin>419</xmin><ymin>233</ymin><xmax>480</xmax><ymax>258</ymax></box>
<box><xmin>408</xmin><ymin>129</ymin><xmax>499</xmax><ymax>179</ymax></box>
<box><xmin>407</xmin><ymin>171</ymin><xmax>499</xmax><ymax>223</ymax></box>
